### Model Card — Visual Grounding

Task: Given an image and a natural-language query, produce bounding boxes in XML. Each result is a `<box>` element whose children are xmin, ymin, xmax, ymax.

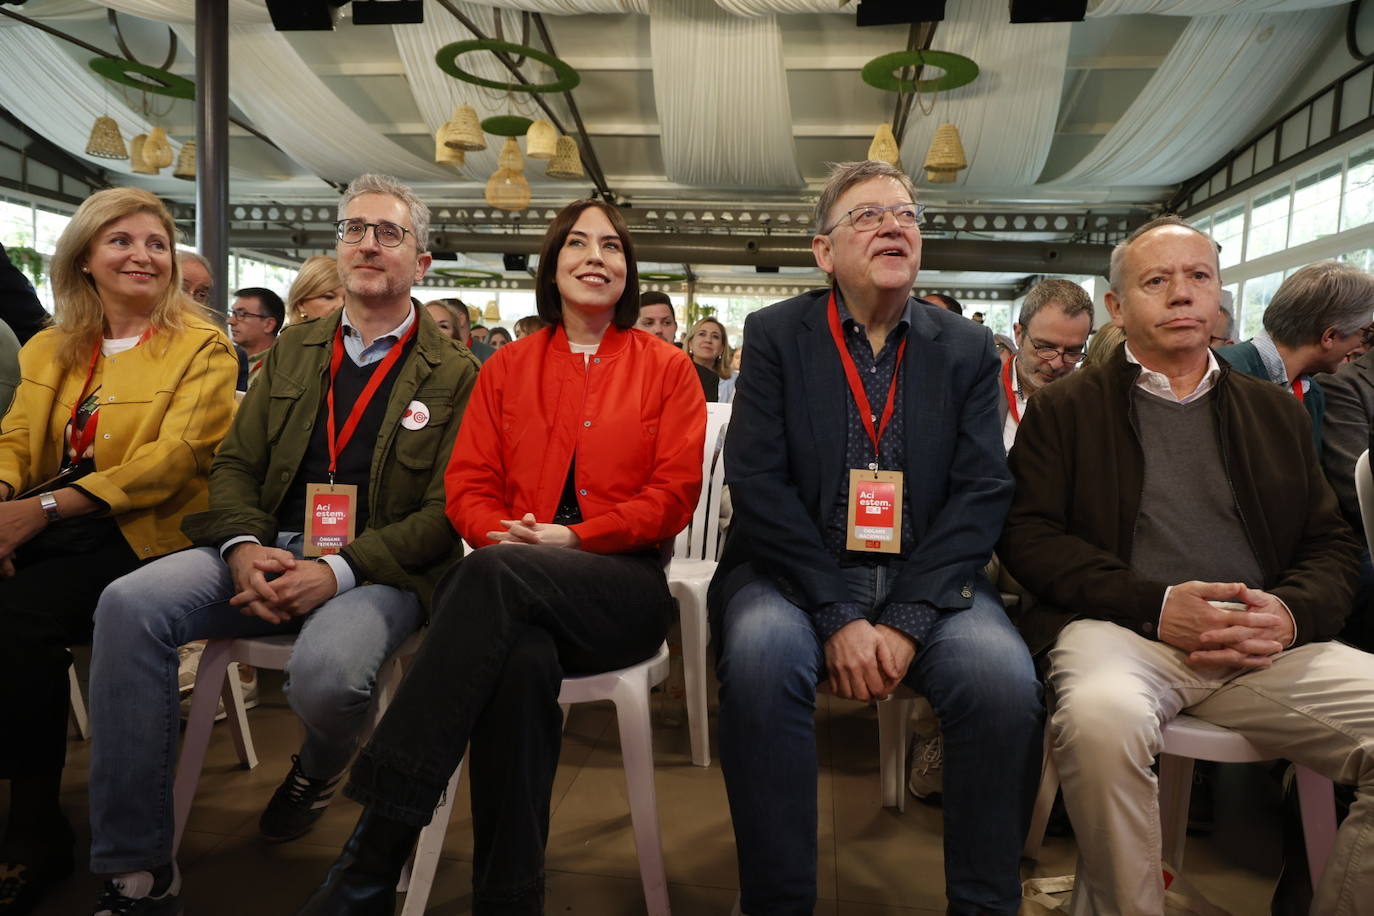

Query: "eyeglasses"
<box><xmin>824</xmin><ymin>203</ymin><xmax>926</xmax><ymax>235</ymax></box>
<box><xmin>1209</xmin><ymin>336</ymin><xmax>1230</xmax><ymax>347</ymax></box>
<box><xmin>228</xmin><ymin>308</ymin><xmax>269</xmax><ymax>321</ymax></box>
<box><xmin>1029</xmin><ymin>343</ymin><xmax>1086</xmax><ymax>364</ymax></box>
<box><xmin>185</xmin><ymin>285</ymin><xmax>211</xmax><ymax>304</ymax></box>
<box><xmin>334</xmin><ymin>219</ymin><xmax>413</xmax><ymax>248</ymax></box>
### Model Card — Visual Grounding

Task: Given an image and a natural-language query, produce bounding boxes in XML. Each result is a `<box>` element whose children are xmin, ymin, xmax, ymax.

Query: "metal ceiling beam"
<box><xmin>196</xmin><ymin>0</ymin><xmax>229</xmax><ymax>317</ymax></box>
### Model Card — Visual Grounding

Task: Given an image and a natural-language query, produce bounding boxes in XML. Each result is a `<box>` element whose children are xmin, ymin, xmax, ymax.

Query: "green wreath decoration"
<box><xmin>481</xmin><ymin>115</ymin><xmax>534</xmax><ymax>137</ymax></box>
<box><xmin>435</xmin><ymin>39</ymin><xmax>580</xmax><ymax>94</ymax></box>
<box><xmin>860</xmin><ymin>50</ymin><xmax>978</xmax><ymax>94</ymax></box>
<box><xmin>431</xmin><ymin>267</ymin><xmax>503</xmax><ymax>285</ymax></box>
<box><xmin>89</xmin><ymin>57</ymin><xmax>196</xmax><ymax>100</ymax></box>
<box><xmin>640</xmin><ymin>272</ymin><xmax>687</xmax><ymax>283</ymax></box>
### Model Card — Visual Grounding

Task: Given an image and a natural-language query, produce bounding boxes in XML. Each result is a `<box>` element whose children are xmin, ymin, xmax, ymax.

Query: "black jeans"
<box><xmin>347</xmin><ymin>544</ymin><xmax>673</xmax><ymax>914</ymax></box>
<box><xmin>0</xmin><ymin>518</ymin><xmax>139</xmax><ymax>783</ymax></box>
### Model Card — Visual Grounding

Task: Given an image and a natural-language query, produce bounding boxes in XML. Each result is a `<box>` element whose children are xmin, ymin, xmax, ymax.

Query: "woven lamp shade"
<box><xmin>483</xmin><ymin>301</ymin><xmax>501</xmax><ymax>321</ymax></box>
<box><xmin>442</xmin><ymin>105</ymin><xmax>486</xmax><ymax>151</ymax></box>
<box><xmin>143</xmin><ymin>126</ymin><xmax>174</xmax><ymax>169</ymax></box>
<box><xmin>434</xmin><ymin>134</ymin><xmax>466</xmax><ymax>166</ymax></box>
<box><xmin>545</xmin><ymin>135</ymin><xmax>584</xmax><ymax>180</ymax></box>
<box><xmin>86</xmin><ymin>116</ymin><xmax>127</xmax><ymax>160</ymax></box>
<box><xmin>129</xmin><ymin>135</ymin><xmax>160</xmax><ymax>175</ymax></box>
<box><xmin>485</xmin><ymin>168</ymin><xmax>531</xmax><ymax>211</ymax></box>
<box><xmin>173</xmin><ymin>140</ymin><xmax>196</xmax><ymax>180</ymax></box>
<box><xmin>923</xmin><ymin>123</ymin><xmax>967</xmax><ymax>184</ymax></box>
<box><xmin>497</xmin><ymin>137</ymin><xmax>524</xmax><ymax>172</ymax></box>
<box><xmin>867</xmin><ymin>123</ymin><xmax>901</xmax><ymax>168</ymax></box>
<box><xmin>526</xmin><ymin>119</ymin><xmax>557</xmax><ymax>160</ymax></box>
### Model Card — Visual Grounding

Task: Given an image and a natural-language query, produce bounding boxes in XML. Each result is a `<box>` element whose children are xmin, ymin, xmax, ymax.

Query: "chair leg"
<box><xmin>399</xmin><ymin>760</ymin><xmax>464</xmax><ymax>915</ymax></box>
<box><xmin>69</xmin><ymin>663</ymin><xmax>90</xmax><ymax>741</ymax></box>
<box><xmin>1157</xmin><ymin>754</ymin><xmax>1194</xmax><ymax>872</ymax></box>
<box><xmin>221</xmin><ymin>662</ymin><xmax>258</xmax><ymax>770</ymax></box>
<box><xmin>1294</xmin><ymin>765</ymin><xmax>1337</xmax><ymax>889</ymax></box>
<box><xmin>1023</xmin><ymin>728</ymin><xmax>1059</xmax><ymax>861</ymax></box>
<box><xmin>611</xmin><ymin>671</ymin><xmax>672</xmax><ymax>916</ymax></box>
<box><xmin>677</xmin><ymin>592</ymin><xmax>711</xmax><ymax>768</ymax></box>
<box><xmin>173</xmin><ymin>640</ymin><xmax>235</xmax><ymax>853</ymax></box>
<box><xmin>877</xmin><ymin>697</ymin><xmax>911</xmax><ymax>812</ymax></box>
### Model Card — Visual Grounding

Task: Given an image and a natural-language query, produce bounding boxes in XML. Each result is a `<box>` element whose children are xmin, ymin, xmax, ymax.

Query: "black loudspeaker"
<box><xmin>857</xmin><ymin>0</ymin><xmax>945</xmax><ymax>25</ymax></box>
<box><xmin>503</xmin><ymin>253</ymin><xmax>529</xmax><ymax>272</ymax></box>
<box><xmin>265</xmin><ymin>0</ymin><xmax>343</xmax><ymax>30</ymax></box>
<box><xmin>755</xmin><ymin>265</ymin><xmax>779</xmax><ymax>274</ymax></box>
<box><xmin>1008</xmin><ymin>0</ymin><xmax>1087</xmax><ymax>23</ymax></box>
<box><xmin>352</xmin><ymin>1</ymin><xmax>423</xmax><ymax>25</ymax></box>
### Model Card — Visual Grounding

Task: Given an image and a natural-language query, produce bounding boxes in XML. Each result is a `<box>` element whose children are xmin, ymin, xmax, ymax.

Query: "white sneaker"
<box><xmin>907</xmin><ymin>731</ymin><xmax>944</xmax><ymax>801</ymax></box>
<box><xmin>179</xmin><ymin>665</ymin><xmax>259</xmax><ymax>722</ymax></box>
<box><xmin>176</xmin><ymin>643</ymin><xmax>204</xmax><ymax>695</ymax></box>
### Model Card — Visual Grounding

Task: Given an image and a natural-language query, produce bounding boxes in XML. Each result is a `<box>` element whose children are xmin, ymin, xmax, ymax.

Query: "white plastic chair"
<box><xmin>1355</xmin><ymin>449</ymin><xmax>1374</xmax><ymax>549</ymax></box>
<box><xmin>667</xmin><ymin>402</ymin><xmax>732</xmax><ymax>767</ymax></box>
<box><xmin>69</xmin><ymin>663</ymin><xmax>90</xmax><ymax>740</ymax></box>
<box><xmin>400</xmin><ymin>642</ymin><xmax>674</xmax><ymax>916</ymax></box>
<box><xmin>1024</xmin><ymin>714</ymin><xmax>1338</xmax><ymax>886</ymax></box>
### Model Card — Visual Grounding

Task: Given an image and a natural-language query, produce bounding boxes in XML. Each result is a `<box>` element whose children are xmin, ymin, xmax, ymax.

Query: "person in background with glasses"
<box><xmin>84</xmin><ymin>173</ymin><xmax>480</xmax><ymax>915</ymax></box>
<box><xmin>711</xmin><ymin>161</ymin><xmax>1041</xmax><ymax>916</ymax></box>
<box><xmin>1216</xmin><ymin>260</ymin><xmax>1374</xmax><ymax>452</ymax></box>
<box><xmin>1001</xmin><ymin>278</ymin><xmax>1094</xmax><ymax>453</ymax></box>
<box><xmin>178</xmin><ymin>250</ymin><xmax>253</xmax><ymax>393</ymax></box>
<box><xmin>227</xmin><ymin>287</ymin><xmax>285</xmax><ymax>386</ymax></box>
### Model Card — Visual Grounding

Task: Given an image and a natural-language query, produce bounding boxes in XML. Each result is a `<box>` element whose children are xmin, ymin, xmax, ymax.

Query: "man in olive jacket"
<box><xmin>1000</xmin><ymin>216</ymin><xmax>1372</xmax><ymax>915</ymax></box>
<box><xmin>85</xmin><ymin>174</ymin><xmax>479</xmax><ymax>913</ymax></box>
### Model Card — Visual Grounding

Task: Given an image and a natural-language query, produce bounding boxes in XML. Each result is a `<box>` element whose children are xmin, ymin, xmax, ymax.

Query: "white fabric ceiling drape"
<box><xmin>465</xmin><ymin>0</ymin><xmax>647</xmax><ymax>13</ymax></box>
<box><xmin>896</xmin><ymin>0</ymin><xmax>1069</xmax><ymax>191</ymax></box>
<box><xmin>14</xmin><ymin>0</ymin><xmax>273</xmax><ymax>22</ymax></box>
<box><xmin>648</xmin><ymin>0</ymin><xmax>803</xmax><ymax>187</ymax></box>
<box><xmin>712</xmin><ymin>0</ymin><xmax>850</xmax><ymax>14</ymax></box>
<box><xmin>1087</xmin><ymin>0</ymin><xmax>1346</xmax><ymax>15</ymax></box>
<box><xmin>1052</xmin><ymin>9</ymin><xmax>1337</xmax><ymax>187</ymax></box>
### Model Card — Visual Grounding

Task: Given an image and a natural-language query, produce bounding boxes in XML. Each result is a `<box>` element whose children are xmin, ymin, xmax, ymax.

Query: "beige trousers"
<box><xmin>1048</xmin><ymin>619</ymin><xmax>1374</xmax><ymax>916</ymax></box>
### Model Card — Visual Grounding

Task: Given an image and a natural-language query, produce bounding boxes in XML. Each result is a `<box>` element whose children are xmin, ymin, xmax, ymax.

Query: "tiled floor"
<box><xmin>16</xmin><ymin>666</ymin><xmax>1286</xmax><ymax>915</ymax></box>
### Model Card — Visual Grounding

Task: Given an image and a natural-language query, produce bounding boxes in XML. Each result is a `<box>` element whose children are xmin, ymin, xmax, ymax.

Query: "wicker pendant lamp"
<box><xmin>129</xmin><ymin>135</ymin><xmax>159</xmax><ymax>175</ymax></box>
<box><xmin>483</xmin><ymin>301</ymin><xmax>501</xmax><ymax>321</ymax></box>
<box><xmin>497</xmin><ymin>136</ymin><xmax>524</xmax><ymax>172</ymax></box>
<box><xmin>485</xmin><ymin>168</ymin><xmax>531</xmax><ymax>211</ymax></box>
<box><xmin>434</xmin><ymin>134</ymin><xmax>466</xmax><ymax>166</ymax></box>
<box><xmin>173</xmin><ymin>140</ymin><xmax>196</xmax><ymax>180</ymax></box>
<box><xmin>868</xmin><ymin>123</ymin><xmax>901</xmax><ymax>168</ymax></box>
<box><xmin>86</xmin><ymin>116</ymin><xmax>128</xmax><ymax>160</ymax></box>
<box><xmin>142</xmin><ymin>126</ymin><xmax>174</xmax><ymax>169</ymax></box>
<box><xmin>441</xmin><ymin>104</ymin><xmax>486</xmax><ymax>151</ymax></box>
<box><xmin>923</xmin><ymin>123</ymin><xmax>967</xmax><ymax>184</ymax></box>
<box><xmin>545</xmin><ymin>135</ymin><xmax>584</xmax><ymax>180</ymax></box>
<box><xmin>526</xmin><ymin>119</ymin><xmax>557</xmax><ymax>160</ymax></box>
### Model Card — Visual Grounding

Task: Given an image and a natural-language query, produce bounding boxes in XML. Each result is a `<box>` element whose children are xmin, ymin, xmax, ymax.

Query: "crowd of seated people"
<box><xmin>0</xmin><ymin>163</ymin><xmax>1370</xmax><ymax>916</ymax></box>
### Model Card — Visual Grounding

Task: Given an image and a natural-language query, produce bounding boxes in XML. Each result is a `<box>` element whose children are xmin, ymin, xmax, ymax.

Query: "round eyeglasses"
<box><xmin>335</xmin><ymin>219</ymin><xmax>413</xmax><ymax>248</ymax></box>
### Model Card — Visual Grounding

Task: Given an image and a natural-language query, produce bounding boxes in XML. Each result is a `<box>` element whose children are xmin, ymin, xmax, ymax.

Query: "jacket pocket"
<box><xmin>265</xmin><ymin>375</ymin><xmax>306</xmax><ymax>445</ymax></box>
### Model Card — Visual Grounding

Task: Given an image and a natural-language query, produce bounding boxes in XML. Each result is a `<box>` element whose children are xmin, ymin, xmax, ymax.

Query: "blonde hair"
<box><xmin>287</xmin><ymin>255</ymin><xmax>342</xmax><ymax>322</ymax></box>
<box><xmin>687</xmin><ymin>316</ymin><xmax>733</xmax><ymax>380</ymax></box>
<box><xmin>422</xmin><ymin>299</ymin><xmax>466</xmax><ymax>339</ymax></box>
<box><xmin>1083</xmin><ymin>320</ymin><xmax>1127</xmax><ymax>369</ymax></box>
<box><xmin>50</xmin><ymin>187</ymin><xmax>192</xmax><ymax>370</ymax></box>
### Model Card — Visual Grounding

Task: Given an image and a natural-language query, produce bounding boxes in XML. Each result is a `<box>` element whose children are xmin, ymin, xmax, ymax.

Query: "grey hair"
<box><xmin>1018</xmin><ymin>277</ymin><xmax>1094</xmax><ymax>329</ymax></box>
<box><xmin>177</xmin><ymin>249</ymin><xmax>212</xmax><ymax>275</ymax></box>
<box><xmin>813</xmin><ymin>160</ymin><xmax>918</xmax><ymax>235</ymax></box>
<box><xmin>1263</xmin><ymin>260</ymin><xmax>1374</xmax><ymax>345</ymax></box>
<box><xmin>338</xmin><ymin>173</ymin><xmax>430</xmax><ymax>253</ymax></box>
<box><xmin>1108</xmin><ymin>215</ymin><xmax>1218</xmax><ymax>293</ymax></box>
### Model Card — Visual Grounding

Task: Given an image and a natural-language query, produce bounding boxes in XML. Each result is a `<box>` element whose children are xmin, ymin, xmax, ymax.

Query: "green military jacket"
<box><xmin>182</xmin><ymin>306</ymin><xmax>480</xmax><ymax>612</ymax></box>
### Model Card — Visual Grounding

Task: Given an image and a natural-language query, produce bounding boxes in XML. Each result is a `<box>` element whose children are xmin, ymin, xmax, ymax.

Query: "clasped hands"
<box><xmin>1159</xmin><ymin>580</ymin><xmax>1294</xmax><ymax>671</ymax></box>
<box><xmin>822</xmin><ymin>619</ymin><xmax>916</xmax><ymax>703</ymax></box>
<box><xmin>227</xmin><ymin>543</ymin><xmax>337</xmax><ymax>624</ymax></box>
<box><xmin>486</xmin><ymin>512</ymin><xmax>581</xmax><ymax>549</ymax></box>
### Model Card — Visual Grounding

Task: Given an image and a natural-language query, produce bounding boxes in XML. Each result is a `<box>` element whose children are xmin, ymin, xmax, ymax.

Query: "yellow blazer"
<box><xmin>0</xmin><ymin>313</ymin><xmax>238</xmax><ymax>559</ymax></box>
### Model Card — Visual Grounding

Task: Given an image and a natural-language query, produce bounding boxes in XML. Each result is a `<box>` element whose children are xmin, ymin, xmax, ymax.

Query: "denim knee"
<box><xmin>283</xmin><ymin>638</ymin><xmax>373</xmax><ymax>732</ymax></box>
<box><xmin>717</xmin><ymin>580</ymin><xmax>822</xmax><ymax>707</ymax></box>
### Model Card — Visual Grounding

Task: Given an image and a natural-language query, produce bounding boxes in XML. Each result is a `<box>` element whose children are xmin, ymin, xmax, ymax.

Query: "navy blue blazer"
<box><xmin>707</xmin><ymin>288</ymin><xmax>1013</xmax><ymax>637</ymax></box>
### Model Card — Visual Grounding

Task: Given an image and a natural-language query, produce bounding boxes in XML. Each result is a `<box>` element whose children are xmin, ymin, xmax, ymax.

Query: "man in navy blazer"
<box><xmin>708</xmin><ymin>161</ymin><xmax>1043</xmax><ymax>916</ymax></box>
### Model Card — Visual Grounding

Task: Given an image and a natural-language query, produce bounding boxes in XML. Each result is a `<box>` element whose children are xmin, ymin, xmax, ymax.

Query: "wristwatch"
<box><xmin>37</xmin><ymin>491</ymin><xmax>61</xmax><ymax>523</ymax></box>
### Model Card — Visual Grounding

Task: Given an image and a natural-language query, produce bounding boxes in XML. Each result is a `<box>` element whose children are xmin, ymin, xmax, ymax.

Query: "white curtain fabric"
<box><xmin>17</xmin><ymin>0</ymin><xmax>274</xmax><ymax>22</ymax></box>
<box><xmin>1087</xmin><ymin>0</ymin><xmax>1345</xmax><ymax>15</ymax></box>
<box><xmin>1052</xmin><ymin>9</ymin><xmax>1337</xmax><ymax>187</ymax></box>
<box><xmin>466</xmin><ymin>0</ymin><xmax>647</xmax><ymax>13</ymax></box>
<box><xmin>164</xmin><ymin>22</ymin><xmax>453</xmax><ymax>184</ymax></box>
<box><xmin>712</xmin><ymin>0</ymin><xmax>851</xmax><ymax>14</ymax></box>
<box><xmin>896</xmin><ymin>0</ymin><xmax>1069</xmax><ymax>191</ymax></box>
<box><xmin>648</xmin><ymin>0</ymin><xmax>802</xmax><ymax>187</ymax></box>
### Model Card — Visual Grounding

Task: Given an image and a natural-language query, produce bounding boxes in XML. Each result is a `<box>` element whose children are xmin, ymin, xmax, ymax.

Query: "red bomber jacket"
<box><xmin>446</xmin><ymin>322</ymin><xmax>706</xmax><ymax>553</ymax></box>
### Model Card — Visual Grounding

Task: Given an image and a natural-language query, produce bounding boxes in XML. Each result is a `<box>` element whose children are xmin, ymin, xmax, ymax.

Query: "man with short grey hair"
<box><xmin>1218</xmin><ymin>260</ymin><xmax>1374</xmax><ymax>449</ymax></box>
<box><xmin>1000</xmin><ymin>277</ymin><xmax>1093</xmax><ymax>451</ymax></box>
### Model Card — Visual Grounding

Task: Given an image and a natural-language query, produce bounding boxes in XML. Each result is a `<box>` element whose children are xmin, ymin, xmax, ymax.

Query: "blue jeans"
<box><xmin>717</xmin><ymin>569</ymin><xmax>1043</xmax><ymax>916</ymax></box>
<box><xmin>86</xmin><ymin>538</ymin><xmax>424</xmax><ymax>874</ymax></box>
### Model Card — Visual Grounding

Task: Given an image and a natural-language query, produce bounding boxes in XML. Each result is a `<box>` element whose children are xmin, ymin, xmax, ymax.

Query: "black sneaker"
<box><xmin>92</xmin><ymin>863</ymin><xmax>181</xmax><ymax>915</ymax></box>
<box><xmin>259</xmin><ymin>755</ymin><xmax>343</xmax><ymax>842</ymax></box>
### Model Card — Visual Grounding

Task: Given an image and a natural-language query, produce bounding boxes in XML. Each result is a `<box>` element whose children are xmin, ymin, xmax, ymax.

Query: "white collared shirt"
<box><xmin>1125</xmin><ymin>343</ymin><xmax>1221</xmax><ymax>405</ymax></box>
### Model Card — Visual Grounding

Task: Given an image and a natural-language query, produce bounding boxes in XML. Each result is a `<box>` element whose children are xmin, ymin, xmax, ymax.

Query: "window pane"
<box><xmin>1290</xmin><ymin>165</ymin><xmax>1342</xmax><ymax>247</ymax></box>
<box><xmin>1212</xmin><ymin>205</ymin><xmax>1245</xmax><ymax>270</ymax></box>
<box><xmin>0</xmin><ymin>199</ymin><xmax>33</xmax><ymax>247</ymax></box>
<box><xmin>1342</xmin><ymin>145</ymin><xmax>1374</xmax><ymax>231</ymax></box>
<box><xmin>33</xmin><ymin>208</ymin><xmax>69</xmax><ymax>254</ymax></box>
<box><xmin>1246</xmin><ymin>187</ymin><xmax>1290</xmax><ymax>261</ymax></box>
<box><xmin>1240</xmin><ymin>270</ymin><xmax>1284</xmax><ymax>341</ymax></box>
<box><xmin>1340</xmin><ymin>247</ymin><xmax>1374</xmax><ymax>273</ymax></box>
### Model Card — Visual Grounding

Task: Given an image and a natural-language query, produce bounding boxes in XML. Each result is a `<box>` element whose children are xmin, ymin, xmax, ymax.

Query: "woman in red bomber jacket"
<box><xmin>299</xmin><ymin>200</ymin><xmax>706</xmax><ymax>916</ymax></box>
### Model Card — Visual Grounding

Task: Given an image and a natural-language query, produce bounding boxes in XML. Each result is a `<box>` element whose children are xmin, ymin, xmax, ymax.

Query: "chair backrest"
<box><xmin>1356</xmin><ymin>449</ymin><xmax>1374</xmax><ymax>551</ymax></box>
<box><xmin>673</xmin><ymin>402</ymin><xmax>732</xmax><ymax>561</ymax></box>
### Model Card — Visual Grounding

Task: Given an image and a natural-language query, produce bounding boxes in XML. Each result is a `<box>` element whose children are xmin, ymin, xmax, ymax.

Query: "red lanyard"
<box><xmin>1291</xmin><ymin>378</ymin><xmax>1305</xmax><ymax>403</ymax></box>
<box><xmin>1002</xmin><ymin>358</ymin><xmax>1022</xmax><ymax>424</ymax></box>
<box><xmin>325</xmin><ymin>316</ymin><xmax>418</xmax><ymax>481</ymax></box>
<box><xmin>825</xmin><ymin>290</ymin><xmax>907</xmax><ymax>467</ymax></box>
<box><xmin>66</xmin><ymin>328</ymin><xmax>153</xmax><ymax>468</ymax></box>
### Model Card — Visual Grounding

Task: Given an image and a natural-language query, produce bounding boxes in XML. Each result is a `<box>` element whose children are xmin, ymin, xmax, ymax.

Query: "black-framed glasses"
<box><xmin>1030</xmin><ymin>343</ymin><xmax>1087</xmax><ymax>364</ymax></box>
<box><xmin>334</xmin><ymin>219</ymin><xmax>413</xmax><ymax>248</ymax></box>
<box><xmin>228</xmin><ymin>308</ymin><xmax>269</xmax><ymax>321</ymax></box>
<box><xmin>824</xmin><ymin>203</ymin><xmax>926</xmax><ymax>235</ymax></box>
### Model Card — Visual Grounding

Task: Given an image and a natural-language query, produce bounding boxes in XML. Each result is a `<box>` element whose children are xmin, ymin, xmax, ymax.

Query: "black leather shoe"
<box><xmin>296</xmin><ymin>808</ymin><xmax>421</xmax><ymax>916</ymax></box>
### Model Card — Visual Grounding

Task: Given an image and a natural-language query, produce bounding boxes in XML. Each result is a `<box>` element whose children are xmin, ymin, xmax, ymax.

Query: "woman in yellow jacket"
<box><xmin>0</xmin><ymin>187</ymin><xmax>236</xmax><ymax>915</ymax></box>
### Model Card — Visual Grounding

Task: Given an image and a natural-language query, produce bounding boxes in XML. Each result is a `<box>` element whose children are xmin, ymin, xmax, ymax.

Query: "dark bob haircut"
<box><xmin>534</xmin><ymin>199</ymin><xmax>640</xmax><ymax>330</ymax></box>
